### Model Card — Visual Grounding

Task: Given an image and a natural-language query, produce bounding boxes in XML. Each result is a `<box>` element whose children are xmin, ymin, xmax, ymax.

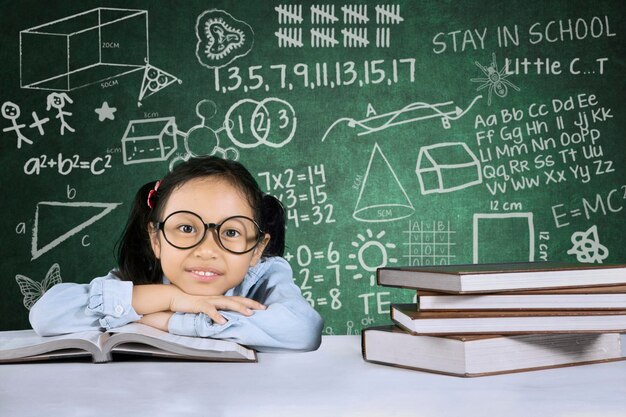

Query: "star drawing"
<box><xmin>95</xmin><ymin>102</ymin><xmax>117</xmax><ymax>121</ymax></box>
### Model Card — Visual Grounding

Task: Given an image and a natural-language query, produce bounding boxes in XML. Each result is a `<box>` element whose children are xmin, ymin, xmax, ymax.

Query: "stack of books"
<box><xmin>362</xmin><ymin>263</ymin><xmax>626</xmax><ymax>377</ymax></box>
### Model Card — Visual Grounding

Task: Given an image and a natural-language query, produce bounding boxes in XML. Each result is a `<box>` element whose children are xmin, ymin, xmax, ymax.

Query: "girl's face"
<box><xmin>149</xmin><ymin>177</ymin><xmax>269</xmax><ymax>296</ymax></box>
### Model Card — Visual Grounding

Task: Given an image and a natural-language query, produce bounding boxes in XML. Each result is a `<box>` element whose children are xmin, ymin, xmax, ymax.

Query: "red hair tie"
<box><xmin>147</xmin><ymin>180</ymin><xmax>161</xmax><ymax>209</ymax></box>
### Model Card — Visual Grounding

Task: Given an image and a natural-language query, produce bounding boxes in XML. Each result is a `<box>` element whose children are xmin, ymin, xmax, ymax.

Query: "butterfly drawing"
<box><xmin>15</xmin><ymin>263</ymin><xmax>62</xmax><ymax>310</ymax></box>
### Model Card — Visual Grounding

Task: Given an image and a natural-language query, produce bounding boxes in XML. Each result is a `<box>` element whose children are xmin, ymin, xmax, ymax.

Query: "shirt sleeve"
<box><xmin>168</xmin><ymin>257</ymin><xmax>324</xmax><ymax>352</ymax></box>
<box><xmin>29</xmin><ymin>271</ymin><xmax>142</xmax><ymax>336</ymax></box>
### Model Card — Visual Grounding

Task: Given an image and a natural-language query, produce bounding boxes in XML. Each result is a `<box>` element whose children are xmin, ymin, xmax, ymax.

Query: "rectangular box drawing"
<box><xmin>122</xmin><ymin>117</ymin><xmax>178</xmax><ymax>165</ymax></box>
<box><xmin>473</xmin><ymin>213</ymin><xmax>535</xmax><ymax>264</ymax></box>
<box><xmin>20</xmin><ymin>8</ymin><xmax>148</xmax><ymax>91</ymax></box>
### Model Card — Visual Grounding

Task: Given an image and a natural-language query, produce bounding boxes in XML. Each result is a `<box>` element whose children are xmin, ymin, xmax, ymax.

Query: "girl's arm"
<box><xmin>138</xmin><ymin>311</ymin><xmax>173</xmax><ymax>331</ymax></box>
<box><xmin>29</xmin><ymin>272</ymin><xmax>142</xmax><ymax>336</ymax></box>
<box><xmin>167</xmin><ymin>257</ymin><xmax>324</xmax><ymax>352</ymax></box>
<box><xmin>30</xmin><ymin>271</ymin><xmax>264</xmax><ymax>336</ymax></box>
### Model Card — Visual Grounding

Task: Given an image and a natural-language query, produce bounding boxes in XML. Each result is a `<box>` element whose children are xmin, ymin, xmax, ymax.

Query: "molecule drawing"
<box><xmin>567</xmin><ymin>225</ymin><xmax>609</xmax><ymax>264</ymax></box>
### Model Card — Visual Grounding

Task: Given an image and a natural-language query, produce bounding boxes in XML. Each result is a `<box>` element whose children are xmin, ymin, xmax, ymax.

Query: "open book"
<box><xmin>0</xmin><ymin>323</ymin><xmax>257</xmax><ymax>363</ymax></box>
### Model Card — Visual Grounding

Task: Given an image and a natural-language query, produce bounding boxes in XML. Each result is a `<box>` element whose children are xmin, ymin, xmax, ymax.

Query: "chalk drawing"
<box><xmin>275</xmin><ymin>4</ymin><xmax>303</xmax><ymax>24</ymax></box>
<box><xmin>376</xmin><ymin>27</ymin><xmax>390</xmax><ymax>47</ymax></box>
<box><xmin>342</xmin><ymin>5</ymin><xmax>369</xmax><ymax>24</ymax></box>
<box><xmin>122</xmin><ymin>117</ymin><xmax>179</xmax><ymax>165</ymax></box>
<box><xmin>567</xmin><ymin>225</ymin><xmax>609</xmax><ymax>263</ymax></box>
<box><xmin>353</xmin><ymin>143</ymin><xmax>414</xmax><ymax>222</ymax></box>
<box><xmin>416</xmin><ymin>142</ymin><xmax>482</xmax><ymax>194</ymax></box>
<box><xmin>473</xmin><ymin>213</ymin><xmax>535</xmax><ymax>263</ymax></box>
<box><xmin>94</xmin><ymin>102</ymin><xmax>117</xmax><ymax>122</ymax></box>
<box><xmin>123</xmin><ymin>100</ymin><xmax>241</xmax><ymax>168</ymax></box>
<box><xmin>346</xmin><ymin>320</ymin><xmax>355</xmax><ymax>335</ymax></box>
<box><xmin>276</xmin><ymin>4</ymin><xmax>403</xmax><ymax>48</ymax></box>
<box><xmin>29</xmin><ymin>111</ymin><xmax>50</xmax><ymax>136</ymax></box>
<box><xmin>311</xmin><ymin>4</ymin><xmax>338</xmax><ymax>24</ymax></box>
<box><xmin>169</xmin><ymin>100</ymin><xmax>239</xmax><ymax>170</ymax></box>
<box><xmin>1</xmin><ymin>101</ymin><xmax>32</xmax><ymax>148</ymax></box>
<box><xmin>342</xmin><ymin>28</ymin><xmax>368</xmax><ymax>47</ymax></box>
<box><xmin>15</xmin><ymin>263</ymin><xmax>62</xmax><ymax>310</ymax></box>
<box><xmin>345</xmin><ymin>228</ymin><xmax>398</xmax><ymax>286</ymax></box>
<box><xmin>321</xmin><ymin>96</ymin><xmax>482</xmax><ymax>141</ymax></box>
<box><xmin>471</xmin><ymin>52</ymin><xmax>520</xmax><ymax>106</ymax></box>
<box><xmin>275</xmin><ymin>28</ymin><xmax>304</xmax><ymax>47</ymax></box>
<box><xmin>46</xmin><ymin>93</ymin><xmax>74</xmax><ymax>135</ymax></box>
<box><xmin>20</xmin><ymin>8</ymin><xmax>180</xmax><ymax>106</ymax></box>
<box><xmin>195</xmin><ymin>10</ymin><xmax>254</xmax><ymax>69</ymax></box>
<box><xmin>31</xmin><ymin>201</ymin><xmax>122</xmax><ymax>260</ymax></box>
<box><xmin>138</xmin><ymin>64</ymin><xmax>182</xmax><ymax>107</ymax></box>
<box><xmin>224</xmin><ymin>97</ymin><xmax>297</xmax><ymax>149</ymax></box>
<box><xmin>403</xmin><ymin>220</ymin><xmax>456</xmax><ymax>266</ymax></box>
<box><xmin>311</xmin><ymin>28</ymin><xmax>339</xmax><ymax>48</ymax></box>
<box><xmin>375</xmin><ymin>4</ymin><xmax>403</xmax><ymax>24</ymax></box>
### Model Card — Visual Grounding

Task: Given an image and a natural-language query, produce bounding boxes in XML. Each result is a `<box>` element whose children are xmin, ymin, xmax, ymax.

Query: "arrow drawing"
<box><xmin>321</xmin><ymin>95</ymin><xmax>482</xmax><ymax>142</ymax></box>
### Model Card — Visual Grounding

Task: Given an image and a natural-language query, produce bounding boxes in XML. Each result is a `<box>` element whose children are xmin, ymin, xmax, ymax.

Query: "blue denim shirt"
<box><xmin>29</xmin><ymin>257</ymin><xmax>323</xmax><ymax>352</ymax></box>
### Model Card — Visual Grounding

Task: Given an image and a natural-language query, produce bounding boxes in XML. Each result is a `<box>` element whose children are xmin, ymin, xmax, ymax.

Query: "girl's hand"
<box><xmin>169</xmin><ymin>293</ymin><xmax>266</xmax><ymax>325</ymax></box>
<box><xmin>138</xmin><ymin>311</ymin><xmax>173</xmax><ymax>332</ymax></box>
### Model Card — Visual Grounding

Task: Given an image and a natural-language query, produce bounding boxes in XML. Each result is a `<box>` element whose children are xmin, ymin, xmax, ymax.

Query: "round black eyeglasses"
<box><xmin>155</xmin><ymin>210</ymin><xmax>264</xmax><ymax>254</ymax></box>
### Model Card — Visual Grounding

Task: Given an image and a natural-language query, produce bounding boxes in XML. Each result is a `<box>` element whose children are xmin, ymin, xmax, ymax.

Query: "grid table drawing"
<box><xmin>403</xmin><ymin>220</ymin><xmax>456</xmax><ymax>266</ymax></box>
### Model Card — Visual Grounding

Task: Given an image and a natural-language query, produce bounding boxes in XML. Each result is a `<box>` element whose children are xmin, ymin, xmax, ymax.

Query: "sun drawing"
<box><xmin>345</xmin><ymin>229</ymin><xmax>398</xmax><ymax>286</ymax></box>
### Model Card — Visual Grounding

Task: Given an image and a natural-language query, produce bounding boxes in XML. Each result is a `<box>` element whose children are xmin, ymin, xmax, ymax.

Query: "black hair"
<box><xmin>115</xmin><ymin>156</ymin><xmax>286</xmax><ymax>284</ymax></box>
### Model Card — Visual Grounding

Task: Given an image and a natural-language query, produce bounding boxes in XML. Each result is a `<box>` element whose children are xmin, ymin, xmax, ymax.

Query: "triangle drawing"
<box><xmin>31</xmin><ymin>202</ymin><xmax>122</xmax><ymax>260</ymax></box>
<box><xmin>353</xmin><ymin>143</ymin><xmax>415</xmax><ymax>223</ymax></box>
<box><xmin>138</xmin><ymin>64</ymin><xmax>182</xmax><ymax>106</ymax></box>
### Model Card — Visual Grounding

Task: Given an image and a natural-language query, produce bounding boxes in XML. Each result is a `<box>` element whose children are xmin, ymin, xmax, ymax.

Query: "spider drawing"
<box><xmin>471</xmin><ymin>53</ymin><xmax>520</xmax><ymax>106</ymax></box>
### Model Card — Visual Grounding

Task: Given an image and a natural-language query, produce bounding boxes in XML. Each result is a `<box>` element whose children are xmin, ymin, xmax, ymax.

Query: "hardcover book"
<box><xmin>0</xmin><ymin>323</ymin><xmax>257</xmax><ymax>363</ymax></box>
<box><xmin>417</xmin><ymin>284</ymin><xmax>626</xmax><ymax>311</ymax></box>
<box><xmin>377</xmin><ymin>263</ymin><xmax>626</xmax><ymax>294</ymax></box>
<box><xmin>362</xmin><ymin>325</ymin><xmax>626</xmax><ymax>377</ymax></box>
<box><xmin>391</xmin><ymin>304</ymin><xmax>626</xmax><ymax>335</ymax></box>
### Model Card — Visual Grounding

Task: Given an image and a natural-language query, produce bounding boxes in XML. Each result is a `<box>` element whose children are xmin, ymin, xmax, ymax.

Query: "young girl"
<box><xmin>29</xmin><ymin>156</ymin><xmax>323</xmax><ymax>352</ymax></box>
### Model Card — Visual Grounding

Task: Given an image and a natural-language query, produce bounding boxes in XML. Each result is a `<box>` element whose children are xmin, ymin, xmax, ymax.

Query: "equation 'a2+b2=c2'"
<box><xmin>24</xmin><ymin>154</ymin><xmax>113</xmax><ymax>176</ymax></box>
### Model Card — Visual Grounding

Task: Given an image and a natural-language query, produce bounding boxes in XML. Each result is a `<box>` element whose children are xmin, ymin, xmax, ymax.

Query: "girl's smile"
<box><xmin>186</xmin><ymin>267</ymin><xmax>221</xmax><ymax>282</ymax></box>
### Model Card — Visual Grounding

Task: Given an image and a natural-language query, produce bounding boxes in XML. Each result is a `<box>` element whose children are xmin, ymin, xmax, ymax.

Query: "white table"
<box><xmin>1</xmin><ymin>336</ymin><xmax>625</xmax><ymax>417</ymax></box>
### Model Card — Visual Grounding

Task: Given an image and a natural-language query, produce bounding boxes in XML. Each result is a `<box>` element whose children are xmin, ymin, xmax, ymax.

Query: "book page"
<box><xmin>106</xmin><ymin>323</ymin><xmax>255</xmax><ymax>360</ymax></box>
<box><xmin>0</xmin><ymin>330</ymin><xmax>102</xmax><ymax>351</ymax></box>
<box><xmin>0</xmin><ymin>330</ymin><xmax>104</xmax><ymax>362</ymax></box>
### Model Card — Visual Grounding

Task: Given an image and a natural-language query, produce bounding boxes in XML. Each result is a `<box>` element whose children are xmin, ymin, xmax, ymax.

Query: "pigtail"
<box><xmin>115</xmin><ymin>181</ymin><xmax>162</xmax><ymax>284</ymax></box>
<box><xmin>259</xmin><ymin>194</ymin><xmax>286</xmax><ymax>257</ymax></box>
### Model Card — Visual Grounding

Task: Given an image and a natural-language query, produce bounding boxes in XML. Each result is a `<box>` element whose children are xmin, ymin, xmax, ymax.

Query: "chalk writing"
<box><xmin>213</xmin><ymin>58</ymin><xmax>416</xmax><ymax>93</ymax></box>
<box><xmin>474</xmin><ymin>93</ymin><xmax>616</xmax><ymax>196</ymax></box>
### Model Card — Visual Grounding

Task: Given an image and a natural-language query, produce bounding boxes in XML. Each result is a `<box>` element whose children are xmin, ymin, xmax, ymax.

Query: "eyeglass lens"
<box><xmin>161</xmin><ymin>211</ymin><xmax>260</xmax><ymax>253</ymax></box>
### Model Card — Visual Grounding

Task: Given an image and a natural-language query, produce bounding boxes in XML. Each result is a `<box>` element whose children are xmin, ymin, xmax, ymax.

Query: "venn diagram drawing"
<box><xmin>224</xmin><ymin>98</ymin><xmax>297</xmax><ymax>149</ymax></box>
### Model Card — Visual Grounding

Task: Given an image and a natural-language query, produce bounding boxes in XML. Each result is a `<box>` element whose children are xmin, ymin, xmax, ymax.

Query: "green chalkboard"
<box><xmin>1</xmin><ymin>0</ymin><xmax>625</xmax><ymax>335</ymax></box>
